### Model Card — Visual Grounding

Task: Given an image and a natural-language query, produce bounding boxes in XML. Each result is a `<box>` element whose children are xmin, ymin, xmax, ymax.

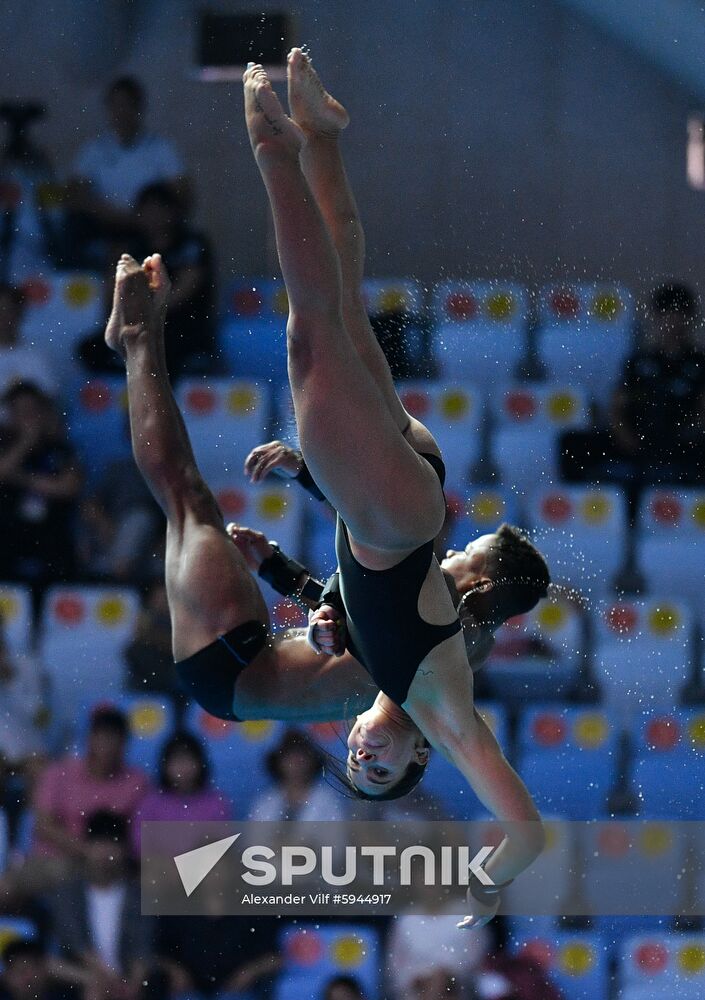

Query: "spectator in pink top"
<box><xmin>0</xmin><ymin>706</ymin><xmax>149</xmax><ymax>905</ymax></box>
<box><xmin>131</xmin><ymin>731</ymin><xmax>231</xmax><ymax>855</ymax></box>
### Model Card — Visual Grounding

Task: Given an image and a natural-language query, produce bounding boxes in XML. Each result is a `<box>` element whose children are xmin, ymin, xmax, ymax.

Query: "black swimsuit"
<box><xmin>335</xmin><ymin>453</ymin><xmax>462</xmax><ymax>706</ymax></box>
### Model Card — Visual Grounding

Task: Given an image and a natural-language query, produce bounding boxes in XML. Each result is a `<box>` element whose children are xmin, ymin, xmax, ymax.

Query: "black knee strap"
<box><xmin>174</xmin><ymin>620</ymin><xmax>268</xmax><ymax>721</ymax></box>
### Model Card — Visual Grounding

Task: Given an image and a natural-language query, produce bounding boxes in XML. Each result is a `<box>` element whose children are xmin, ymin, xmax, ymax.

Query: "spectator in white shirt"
<box><xmin>67</xmin><ymin>76</ymin><xmax>190</xmax><ymax>263</ymax></box>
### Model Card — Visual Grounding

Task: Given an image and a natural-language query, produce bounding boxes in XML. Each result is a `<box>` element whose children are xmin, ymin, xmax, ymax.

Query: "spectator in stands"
<box><xmin>249</xmin><ymin>728</ymin><xmax>349</xmax><ymax>822</ymax></box>
<box><xmin>67</xmin><ymin>76</ymin><xmax>189</xmax><ymax>264</ymax></box>
<box><xmin>131</xmin><ymin>732</ymin><xmax>231</xmax><ymax>854</ymax></box>
<box><xmin>386</xmin><ymin>912</ymin><xmax>489</xmax><ymax>999</ymax></box>
<box><xmin>78</xmin><ymin>425</ymin><xmax>161</xmax><ymax>583</ymax></box>
<box><xmin>1</xmin><ymin>707</ymin><xmax>149</xmax><ymax>902</ymax></box>
<box><xmin>124</xmin><ymin>582</ymin><xmax>181</xmax><ymax>704</ymax></box>
<box><xmin>560</xmin><ymin>283</ymin><xmax>705</xmax><ymax>505</ymax></box>
<box><xmin>49</xmin><ymin>810</ymin><xmax>153</xmax><ymax>1000</ymax></box>
<box><xmin>0</xmin><ymin>615</ymin><xmax>47</xmax><ymax>774</ymax></box>
<box><xmin>322</xmin><ymin>975</ymin><xmax>368</xmax><ymax>1000</ymax></box>
<box><xmin>77</xmin><ymin>183</ymin><xmax>215</xmax><ymax>378</ymax></box>
<box><xmin>0</xmin><ymin>284</ymin><xmax>55</xmax><ymax>398</ymax></box>
<box><xmin>0</xmin><ymin>939</ymin><xmax>71</xmax><ymax>1000</ymax></box>
<box><xmin>0</xmin><ymin>382</ymin><xmax>82</xmax><ymax>587</ymax></box>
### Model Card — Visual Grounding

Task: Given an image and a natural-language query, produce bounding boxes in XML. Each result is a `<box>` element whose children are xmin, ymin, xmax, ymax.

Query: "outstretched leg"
<box><xmin>287</xmin><ymin>48</ymin><xmax>414</xmax><ymax>436</ymax></box>
<box><xmin>244</xmin><ymin>65</ymin><xmax>445</xmax><ymax>551</ymax></box>
<box><xmin>105</xmin><ymin>254</ymin><xmax>270</xmax><ymax>663</ymax></box>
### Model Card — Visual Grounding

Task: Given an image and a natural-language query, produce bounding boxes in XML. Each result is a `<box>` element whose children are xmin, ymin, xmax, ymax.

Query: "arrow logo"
<box><xmin>173</xmin><ymin>834</ymin><xmax>240</xmax><ymax>897</ymax></box>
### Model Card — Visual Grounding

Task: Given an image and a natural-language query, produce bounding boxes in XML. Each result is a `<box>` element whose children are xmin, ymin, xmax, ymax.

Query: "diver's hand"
<box><xmin>244</xmin><ymin>441</ymin><xmax>303</xmax><ymax>483</ymax></box>
<box><xmin>307</xmin><ymin>604</ymin><xmax>346</xmax><ymax>657</ymax></box>
<box><xmin>226</xmin><ymin>523</ymin><xmax>274</xmax><ymax>572</ymax></box>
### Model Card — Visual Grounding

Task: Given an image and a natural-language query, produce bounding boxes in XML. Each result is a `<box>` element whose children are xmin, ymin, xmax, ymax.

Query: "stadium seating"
<box><xmin>431</xmin><ymin>280</ymin><xmax>529</xmax><ymax>384</ymax></box>
<box><xmin>536</xmin><ymin>282</ymin><xmax>635</xmax><ymax>410</ymax></box>
<box><xmin>619</xmin><ymin>933</ymin><xmax>705</xmax><ymax>999</ymax></box>
<box><xmin>489</xmin><ymin>383</ymin><xmax>588</xmax><ymax>491</ymax></box>
<box><xmin>515</xmin><ymin>705</ymin><xmax>620</xmax><ymax>818</ymax></box>
<box><xmin>185</xmin><ymin>705</ymin><xmax>284</xmax><ymax>818</ymax></box>
<box><xmin>592</xmin><ymin>599</ymin><xmax>693</xmax><ymax>719</ymax></box>
<box><xmin>276</xmin><ymin>924</ymin><xmax>381</xmax><ymax>1000</ymax></box>
<box><xmin>19</xmin><ymin>270</ymin><xmax>104</xmax><ymax>384</ymax></box>
<box><xmin>66</xmin><ymin>376</ymin><xmax>131</xmax><ymax>485</ymax></box>
<box><xmin>630</xmin><ymin>709</ymin><xmax>705</xmax><ymax>818</ymax></box>
<box><xmin>40</xmin><ymin>586</ymin><xmax>140</xmax><ymax>740</ymax></box>
<box><xmin>0</xmin><ymin>583</ymin><xmax>33</xmax><ymax>655</ymax></box>
<box><xmin>442</xmin><ymin>485</ymin><xmax>520</xmax><ymax>552</ymax></box>
<box><xmin>510</xmin><ymin>929</ymin><xmax>608</xmax><ymax>1000</ymax></box>
<box><xmin>636</xmin><ymin>488</ymin><xmax>705</xmax><ymax>610</ymax></box>
<box><xmin>175</xmin><ymin>377</ymin><xmax>272</xmax><ymax>482</ymax></box>
<box><xmin>397</xmin><ymin>380</ymin><xmax>483</xmax><ymax>490</ymax></box>
<box><xmin>219</xmin><ymin>278</ymin><xmax>289</xmax><ymax>379</ymax></box>
<box><xmin>211</xmin><ymin>480</ymin><xmax>306</xmax><ymax>571</ymax></box>
<box><xmin>525</xmin><ymin>484</ymin><xmax>628</xmax><ymax>594</ymax></box>
<box><xmin>486</xmin><ymin>593</ymin><xmax>583</xmax><ymax>700</ymax></box>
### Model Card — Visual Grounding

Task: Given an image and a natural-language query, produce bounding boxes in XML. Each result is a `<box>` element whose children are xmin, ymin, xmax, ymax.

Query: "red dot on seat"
<box><xmin>541</xmin><ymin>494</ymin><xmax>572</xmax><ymax>523</ymax></box>
<box><xmin>186</xmin><ymin>388</ymin><xmax>216</xmax><ymax>414</ymax></box>
<box><xmin>54</xmin><ymin>596</ymin><xmax>85</xmax><ymax>625</ymax></box>
<box><xmin>532</xmin><ymin>714</ymin><xmax>566</xmax><ymax>747</ymax></box>
<box><xmin>646</xmin><ymin>718</ymin><xmax>680</xmax><ymax>751</ymax></box>
<box><xmin>505</xmin><ymin>391</ymin><xmax>536</xmax><ymax>421</ymax></box>
<box><xmin>217</xmin><ymin>489</ymin><xmax>247</xmax><ymax>518</ymax></box>
<box><xmin>80</xmin><ymin>382</ymin><xmax>111</xmax><ymax>413</ymax></box>
<box><xmin>605</xmin><ymin>604</ymin><xmax>638</xmax><ymax>634</ymax></box>
<box><xmin>551</xmin><ymin>289</ymin><xmax>580</xmax><ymax>318</ymax></box>
<box><xmin>597</xmin><ymin>824</ymin><xmax>630</xmax><ymax>857</ymax></box>
<box><xmin>232</xmin><ymin>289</ymin><xmax>263</xmax><ymax>316</ymax></box>
<box><xmin>20</xmin><ymin>276</ymin><xmax>52</xmax><ymax>305</ymax></box>
<box><xmin>635</xmin><ymin>942</ymin><xmax>668</xmax><ymax>973</ymax></box>
<box><xmin>651</xmin><ymin>495</ymin><xmax>682</xmax><ymax>525</ymax></box>
<box><xmin>286</xmin><ymin>930</ymin><xmax>324</xmax><ymax>965</ymax></box>
<box><xmin>400</xmin><ymin>390</ymin><xmax>430</xmax><ymax>417</ymax></box>
<box><xmin>446</xmin><ymin>292</ymin><xmax>478</xmax><ymax>320</ymax></box>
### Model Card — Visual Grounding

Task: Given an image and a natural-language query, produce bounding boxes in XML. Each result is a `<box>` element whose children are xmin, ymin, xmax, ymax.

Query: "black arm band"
<box><xmin>258</xmin><ymin>543</ymin><xmax>323</xmax><ymax>604</ymax></box>
<box><xmin>318</xmin><ymin>572</ymin><xmax>346</xmax><ymax>617</ymax></box>
<box><xmin>295</xmin><ymin>460</ymin><xmax>326</xmax><ymax>501</ymax></box>
<box><xmin>468</xmin><ymin>871</ymin><xmax>513</xmax><ymax>904</ymax></box>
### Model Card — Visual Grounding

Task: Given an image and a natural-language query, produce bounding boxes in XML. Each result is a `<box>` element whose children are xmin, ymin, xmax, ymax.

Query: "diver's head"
<box><xmin>345</xmin><ymin>701</ymin><xmax>430</xmax><ymax>801</ymax></box>
<box><xmin>442</xmin><ymin>523</ymin><xmax>550</xmax><ymax>629</ymax></box>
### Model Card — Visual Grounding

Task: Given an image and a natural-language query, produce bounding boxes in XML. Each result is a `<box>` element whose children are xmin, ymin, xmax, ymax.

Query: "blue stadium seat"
<box><xmin>219</xmin><ymin>278</ymin><xmax>288</xmax><ymax>379</ymax></box>
<box><xmin>630</xmin><ymin>709</ymin><xmax>705</xmax><ymax>819</ymax></box>
<box><xmin>536</xmin><ymin>282</ymin><xmax>635</xmax><ymax>410</ymax></box>
<box><xmin>525</xmin><ymin>484</ymin><xmax>628</xmax><ymax>595</ymax></box>
<box><xmin>276</xmin><ymin>924</ymin><xmax>381</xmax><ymax>1000</ymax></box>
<box><xmin>175</xmin><ymin>378</ymin><xmax>272</xmax><ymax>482</ymax></box>
<box><xmin>489</xmin><ymin>383</ymin><xmax>588</xmax><ymax>491</ymax></box>
<box><xmin>66</xmin><ymin>376</ymin><xmax>131</xmax><ymax>485</ymax></box>
<box><xmin>510</xmin><ymin>929</ymin><xmax>608</xmax><ymax>1000</ymax></box>
<box><xmin>592</xmin><ymin>599</ymin><xmax>694</xmax><ymax>718</ymax></box>
<box><xmin>431</xmin><ymin>281</ymin><xmax>529</xmax><ymax>384</ymax></box>
<box><xmin>184</xmin><ymin>705</ymin><xmax>284</xmax><ymax>818</ymax></box>
<box><xmin>636</xmin><ymin>489</ymin><xmax>705</xmax><ymax>611</ymax></box>
<box><xmin>516</xmin><ymin>705</ymin><xmax>619</xmax><ymax>818</ymax></box>
<box><xmin>0</xmin><ymin>583</ymin><xmax>33</xmax><ymax>655</ymax></box>
<box><xmin>619</xmin><ymin>933</ymin><xmax>705</xmax><ymax>999</ymax></box>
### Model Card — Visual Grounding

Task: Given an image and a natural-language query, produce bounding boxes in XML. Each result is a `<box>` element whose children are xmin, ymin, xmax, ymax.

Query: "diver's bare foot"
<box><xmin>243</xmin><ymin>63</ymin><xmax>304</xmax><ymax>158</ymax></box>
<box><xmin>287</xmin><ymin>47</ymin><xmax>349</xmax><ymax>137</ymax></box>
<box><xmin>104</xmin><ymin>254</ymin><xmax>165</xmax><ymax>358</ymax></box>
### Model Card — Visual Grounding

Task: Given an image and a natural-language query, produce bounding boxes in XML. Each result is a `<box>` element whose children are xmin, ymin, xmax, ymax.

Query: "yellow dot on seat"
<box><xmin>258</xmin><ymin>493</ymin><xmax>287</xmax><ymax>519</ymax></box>
<box><xmin>547</xmin><ymin>392</ymin><xmax>577</xmax><ymax>422</ymax></box>
<box><xmin>691</xmin><ymin>501</ymin><xmax>705</xmax><ymax>529</ymax></box>
<box><xmin>241</xmin><ymin>720</ymin><xmax>274</xmax><ymax>741</ymax></box>
<box><xmin>226</xmin><ymin>386</ymin><xmax>257</xmax><ymax>414</ymax></box>
<box><xmin>439</xmin><ymin>390</ymin><xmax>470</xmax><ymax>420</ymax></box>
<box><xmin>536</xmin><ymin>603</ymin><xmax>567</xmax><ymax>631</ymax></box>
<box><xmin>486</xmin><ymin>292</ymin><xmax>515</xmax><ymax>320</ymax></box>
<box><xmin>130</xmin><ymin>703</ymin><xmax>164</xmax><ymax>736</ymax></box>
<box><xmin>678</xmin><ymin>945</ymin><xmax>705</xmax><ymax>975</ymax></box>
<box><xmin>0</xmin><ymin>594</ymin><xmax>18</xmax><ymax>622</ymax></box>
<box><xmin>379</xmin><ymin>289</ymin><xmax>408</xmax><ymax>312</ymax></box>
<box><xmin>273</xmin><ymin>287</ymin><xmax>289</xmax><ymax>314</ymax></box>
<box><xmin>0</xmin><ymin>929</ymin><xmax>21</xmax><ymax>955</ymax></box>
<box><xmin>639</xmin><ymin>824</ymin><xmax>671</xmax><ymax>857</ymax></box>
<box><xmin>96</xmin><ymin>598</ymin><xmax>126</xmax><ymax>626</ymax></box>
<box><xmin>468</xmin><ymin>493</ymin><xmax>505</xmax><ymax>523</ymax></box>
<box><xmin>581</xmin><ymin>493</ymin><xmax>611</xmax><ymax>524</ymax></box>
<box><xmin>574</xmin><ymin>713</ymin><xmax>608</xmax><ymax>748</ymax></box>
<box><xmin>591</xmin><ymin>291</ymin><xmax>622</xmax><ymax>320</ymax></box>
<box><xmin>648</xmin><ymin>604</ymin><xmax>680</xmax><ymax>636</ymax></box>
<box><xmin>559</xmin><ymin>942</ymin><xmax>594</xmax><ymax>976</ymax></box>
<box><xmin>687</xmin><ymin>715</ymin><xmax>705</xmax><ymax>749</ymax></box>
<box><xmin>331</xmin><ymin>935</ymin><xmax>365</xmax><ymax>967</ymax></box>
<box><xmin>64</xmin><ymin>277</ymin><xmax>95</xmax><ymax>307</ymax></box>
